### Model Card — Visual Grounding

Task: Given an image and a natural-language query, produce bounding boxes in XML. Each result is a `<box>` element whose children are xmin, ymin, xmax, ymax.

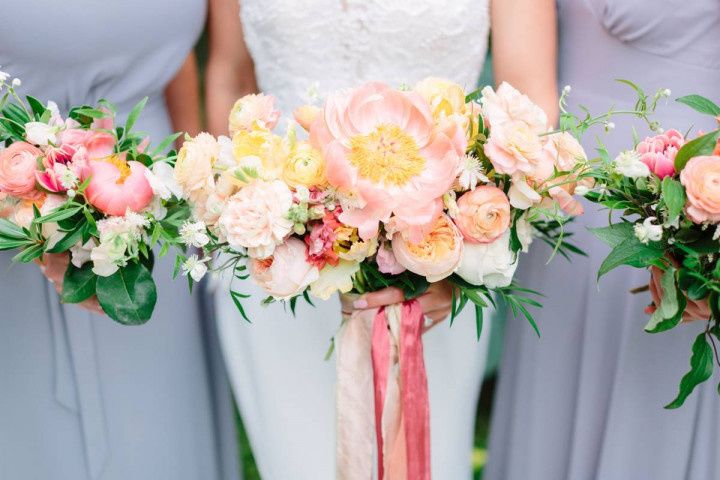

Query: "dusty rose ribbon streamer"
<box><xmin>336</xmin><ymin>297</ymin><xmax>431</xmax><ymax>480</ymax></box>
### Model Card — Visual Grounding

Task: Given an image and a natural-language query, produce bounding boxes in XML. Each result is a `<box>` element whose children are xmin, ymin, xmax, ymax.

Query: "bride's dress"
<box><xmin>215</xmin><ymin>1</ymin><xmax>491</xmax><ymax>478</ymax></box>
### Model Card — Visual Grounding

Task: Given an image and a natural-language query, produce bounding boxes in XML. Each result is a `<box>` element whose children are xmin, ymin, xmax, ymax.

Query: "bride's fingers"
<box><xmin>354</xmin><ymin>287</ymin><xmax>405</xmax><ymax>309</ymax></box>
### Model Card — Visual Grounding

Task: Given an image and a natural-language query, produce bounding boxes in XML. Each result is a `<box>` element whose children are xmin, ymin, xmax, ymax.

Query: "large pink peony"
<box><xmin>310</xmin><ymin>82</ymin><xmax>465</xmax><ymax>239</ymax></box>
<box><xmin>680</xmin><ymin>155</ymin><xmax>720</xmax><ymax>224</ymax></box>
<box><xmin>0</xmin><ymin>142</ymin><xmax>42</xmax><ymax>199</ymax></box>
<box><xmin>85</xmin><ymin>156</ymin><xmax>153</xmax><ymax>215</ymax></box>
<box><xmin>636</xmin><ymin>129</ymin><xmax>684</xmax><ymax>179</ymax></box>
<box><xmin>250</xmin><ymin>237</ymin><xmax>320</xmax><ymax>300</ymax></box>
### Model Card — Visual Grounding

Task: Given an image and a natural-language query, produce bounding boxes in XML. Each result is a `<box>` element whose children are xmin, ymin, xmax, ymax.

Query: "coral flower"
<box><xmin>85</xmin><ymin>156</ymin><xmax>153</xmax><ymax>215</ymax></box>
<box><xmin>310</xmin><ymin>82</ymin><xmax>465</xmax><ymax>239</ymax></box>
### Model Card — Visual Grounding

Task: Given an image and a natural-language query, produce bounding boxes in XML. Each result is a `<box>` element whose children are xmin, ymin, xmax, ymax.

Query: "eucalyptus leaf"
<box><xmin>665</xmin><ymin>333</ymin><xmax>714</xmax><ymax>409</ymax></box>
<box><xmin>95</xmin><ymin>263</ymin><xmax>157</xmax><ymax>325</ymax></box>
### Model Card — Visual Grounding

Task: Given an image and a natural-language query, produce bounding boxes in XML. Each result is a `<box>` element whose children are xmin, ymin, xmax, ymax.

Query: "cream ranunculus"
<box><xmin>232</xmin><ymin>129</ymin><xmax>287</xmax><ymax>180</ymax></box>
<box><xmin>218</xmin><ymin>180</ymin><xmax>294</xmax><ymax>258</ymax></box>
<box><xmin>282</xmin><ymin>142</ymin><xmax>327</xmax><ymax>188</ymax></box>
<box><xmin>310</xmin><ymin>260</ymin><xmax>360</xmax><ymax>300</ymax></box>
<box><xmin>174</xmin><ymin>133</ymin><xmax>219</xmax><ymax>195</ymax></box>
<box><xmin>414</xmin><ymin>77</ymin><xmax>467</xmax><ymax>121</ymax></box>
<box><xmin>456</xmin><ymin>230</ymin><xmax>518</xmax><ymax>288</ymax></box>
<box><xmin>250</xmin><ymin>237</ymin><xmax>320</xmax><ymax>300</ymax></box>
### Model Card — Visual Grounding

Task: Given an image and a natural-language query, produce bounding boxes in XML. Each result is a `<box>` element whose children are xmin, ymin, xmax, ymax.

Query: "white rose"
<box><xmin>456</xmin><ymin>230</ymin><xmax>518</xmax><ymax>288</ymax></box>
<box><xmin>25</xmin><ymin>122</ymin><xmax>58</xmax><ymax>146</ymax></box>
<box><xmin>614</xmin><ymin>150</ymin><xmax>650</xmax><ymax>178</ymax></box>
<box><xmin>309</xmin><ymin>260</ymin><xmax>360</xmax><ymax>300</ymax></box>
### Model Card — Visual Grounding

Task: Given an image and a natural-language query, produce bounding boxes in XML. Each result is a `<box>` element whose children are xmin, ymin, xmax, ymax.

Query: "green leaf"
<box><xmin>644</xmin><ymin>267</ymin><xmax>685</xmax><ymax>333</ymax></box>
<box><xmin>676</xmin><ymin>95</ymin><xmax>720</xmax><ymax>117</ymax></box>
<box><xmin>46</xmin><ymin>223</ymin><xmax>85</xmax><ymax>254</ymax></box>
<box><xmin>596</xmin><ymin>231</ymin><xmax>664</xmax><ymax>279</ymax></box>
<box><xmin>0</xmin><ymin>217</ymin><xmax>29</xmax><ymax>240</ymax></box>
<box><xmin>124</xmin><ymin>97</ymin><xmax>148</xmax><ymax>135</ymax></box>
<box><xmin>661</xmin><ymin>177</ymin><xmax>686</xmax><ymax>222</ymax></box>
<box><xmin>150</xmin><ymin>133</ymin><xmax>182</xmax><ymax>158</ymax></box>
<box><xmin>474</xmin><ymin>304</ymin><xmax>484</xmax><ymax>341</ymax></box>
<box><xmin>32</xmin><ymin>205</ymin><xmax>82</xmax><ymax>224</ymax></box>
<box><xmin>665</xmin><ymin>333</ymin><xmax>714</xmax><ymax>409</ymax></box>
<box><xmin>675</xmin><ymin>129</ymin><xmax>720</xmax><ymax>172</ymax></box>
<box><xmin>12</xmin><ymin>243</ymin><xmax>45</xmax><ymax>263</ymax></box>
<box><xmin>230</xmin><ymin>290</ymin><xmax>251</xmax><ymax>322</ymax></box>
<box><xmin>26</xmin><ymin>96</ymin><xmax>47</xmax><ymax>118</ymax></box>
<box><xmin>589</xmin><ymin>222</ymin><xmax>635</xmax><ymax>248</ymax></box>
<box><xmin>95</xmin><ymin>262</ymin><xmax>157</xmax><ymax>325</ymax></box>
<box><xmin>61</xmin><ymin>263</ymin><xmax>97</xmax><ymax>304</ymax></box>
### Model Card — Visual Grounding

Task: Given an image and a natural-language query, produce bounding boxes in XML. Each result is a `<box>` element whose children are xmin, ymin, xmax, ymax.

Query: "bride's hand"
<box><xmin>37</xmin><ymin>253</ymin><xmax>104</xmax><ymax>314</ymax></box>
<box><xmin>351</xmin><ymin>281</ymin><xmax>455</xmax><ymax>332</ymax></box>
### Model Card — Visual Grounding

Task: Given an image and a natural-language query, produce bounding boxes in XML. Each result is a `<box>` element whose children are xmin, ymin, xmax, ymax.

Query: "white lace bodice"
<box><xmin>240</xmin><ymin>0</ymin><xmax>490</xmax><ymax>114</ymax></box>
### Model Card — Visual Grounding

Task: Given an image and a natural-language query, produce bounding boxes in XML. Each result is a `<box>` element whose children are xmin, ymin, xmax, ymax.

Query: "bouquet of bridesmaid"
<box><xmin>0</xmin><ymin>74</ymin><xmax>190</xmax><ymax>325</ymax></box>
<box><xmin>586</xmin><ymin>86</ymin><xmax>720</xmax><ymax>408</ymax></box>
<box><xmin>171</xmin><ymin>78</ymin><xmax>590</xmax><ymax>476</ymax></box>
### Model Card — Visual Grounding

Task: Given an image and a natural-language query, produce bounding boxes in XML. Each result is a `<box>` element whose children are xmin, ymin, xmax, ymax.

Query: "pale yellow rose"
<box><xmin>293</xmin><ymin>105</ymin><xmax>321</xmax><ymax>132</ymax></box>
<box><xmin>282</xmin><ymin>142</ymin><xmax>326</xmax><ymax>188</ymax></box>
<box><xmin>232</xmin><ymin>129</ymin><xmax>287</xmax><ymax>180</ymax></box>
<box><xmin>228</xmin><ymin>94</ymin><xmax>280</xmax><ymax>136</ymax></box>
<box><xmin>414</xmin><ymin>77</ymin><xmax>467</xmax><ymax>121</ymax></box>
<box><xmin>174</xmin><ymin>133</ymin><xmax>219</xmax><ymax>195</ymax></box>
<box><xmin>309</xmin><ymin>260</ymin><xmax>360</xmax><ymax>300</ymax></box>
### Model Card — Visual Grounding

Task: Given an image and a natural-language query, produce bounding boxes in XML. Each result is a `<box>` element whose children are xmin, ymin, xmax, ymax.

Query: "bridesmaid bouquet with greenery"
<box><xmin>0</xmin><ymin>73</ymin><xmax>191</xmax><ymax>325</ymax></box>
<box><xmin>585</xmin><ymin>84</ymin><xmax>720</xmax><ymax>408</ymax></box>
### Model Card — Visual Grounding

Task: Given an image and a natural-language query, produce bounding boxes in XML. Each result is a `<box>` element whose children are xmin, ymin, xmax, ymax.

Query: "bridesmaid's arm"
<box><xmin>491</xmin><ymin>0</ymin><xmax>559</xmax><ymax>124</ymax></box>
<box><xmin>165</xmin><ymin>52</ymin><xmax>202</xmax><ymax>138</ymax></box>
<box><xmin>205</xmin><ymin>0</ymin><xmax>259</xmax><ymax>136</ymax></box>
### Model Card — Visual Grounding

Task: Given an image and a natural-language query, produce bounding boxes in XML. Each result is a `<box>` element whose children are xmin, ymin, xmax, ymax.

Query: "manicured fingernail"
<box><xmin>353</xmin><ymin>298</ymin><xmax>368</xmax><ymax>309</ymax></box>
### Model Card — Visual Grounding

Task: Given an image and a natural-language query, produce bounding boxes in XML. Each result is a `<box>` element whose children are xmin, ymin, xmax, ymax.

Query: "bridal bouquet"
<box><xmin>586</xmin><ymin>87</ymin><xmax>720</xmax><ymax>408</ymax></box>
<box><xmin>0</xmin><ymin>75</ymin><xmax>190</xmax><ymax>325</ymax></box>
<box><xmin>173</xmin><ymin>78</ymin><xmax>589</xmax><ymax>477</ymax></box>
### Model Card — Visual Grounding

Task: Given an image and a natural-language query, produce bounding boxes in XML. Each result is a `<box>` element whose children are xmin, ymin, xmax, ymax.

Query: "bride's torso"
<box><xmin>240</xmin><ymin>0</ymin><xmax>489</xmax><ymax>112</ymax></box>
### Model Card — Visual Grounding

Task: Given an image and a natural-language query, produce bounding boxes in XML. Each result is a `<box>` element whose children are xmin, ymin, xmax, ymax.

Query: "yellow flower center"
<box><xmin>348</xmin><ymin>124</ymin><xmax>425</xmax><ymax>186</ymax></box>
<box><xmin>103</xmin><ymin>155</ymin><xmax>131</xmax><ymax>184</ymax></box>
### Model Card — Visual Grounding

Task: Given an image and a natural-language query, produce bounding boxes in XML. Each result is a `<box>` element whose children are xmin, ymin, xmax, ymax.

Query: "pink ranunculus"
<box><xmin>0</xmin><ymin>142</ymin><xmax>42</xmax><ymax>199</ymax></box>
<box><xmin>250</xmin><ymin>237</ymin><xmax>320</xmax><ymax>300</ymax></box>
<box><xmin>310</xmin><ymin>82</ymin><xmax>464</xmax><ymax>239</ymax></box>
<box><xmin>84</xmin><ymin>157</ymin><xmax>153</xmax><ymax>215</ymax></box>
<box><xmin>455</xmin><ymin>185</ymin><xmax>511</xmax><ymax>243</ymax></box>
<box><xmin>376</xmin><ymin>242</ymin><xmax>406</xmax><ymax>275</ymax></box>
<box><xmin>636</xmin><ymin>129</ymin><xmax>685</xmax><ymax>179</ymax></box>
<box><xmin>680</xmin><ymin>155</ymin><xmax>720</xmax><ymax>224</ymax></box>
<box><xmin>391</xmin><ymin>213</ymin><xmax>463</xmax><ymax>282</ymax></box>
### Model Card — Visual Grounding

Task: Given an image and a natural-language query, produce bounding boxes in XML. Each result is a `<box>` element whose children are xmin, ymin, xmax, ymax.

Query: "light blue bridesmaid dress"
<box><xmin>487</xmin><ymin>1</ymin><xmax>720</xmax><ymax>479</ymax></box>
<box><xmin>0</xmin><ymin>1</ymin><xmax>239</xmax><ymax>479</ymax></box>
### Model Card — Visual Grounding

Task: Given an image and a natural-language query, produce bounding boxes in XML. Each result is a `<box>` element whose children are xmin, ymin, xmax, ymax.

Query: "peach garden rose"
<box><xmin>455</xmin><ymin>185</ymin><xmax>511</xmax><ymax>243</ymax></box>
<box><xmin>0</xmin><ymin>142</ymin><xmax>42</xmax><ymax>198</ymax></box>
<box><xmin>250</xmin><ymin>237</ymin><xmax>319</xmax><ymax>300</ymax></box>
<box><xmin>680</xmin><ymin>155</ymin><xmax>720</xmax><ymax>224</ymax></box>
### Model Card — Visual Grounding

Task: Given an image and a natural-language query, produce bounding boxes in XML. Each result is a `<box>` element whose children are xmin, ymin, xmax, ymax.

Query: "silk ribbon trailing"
<box><xmin>336</xmin><ymin>297</ymin><xmax>431</xmax><ymax>480</ymax></box>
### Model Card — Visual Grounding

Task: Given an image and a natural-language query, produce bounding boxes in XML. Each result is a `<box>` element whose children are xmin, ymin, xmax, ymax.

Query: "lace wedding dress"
<box><xmin>215</xmin><ymin>1</ymin><xmax>490</xmax><ymax>478</ymax></box>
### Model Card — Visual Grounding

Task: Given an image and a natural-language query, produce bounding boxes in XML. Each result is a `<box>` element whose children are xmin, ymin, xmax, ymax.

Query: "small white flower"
<box><xmin>11</xmin><ymin>78</ymin><xmax>21</xmax><ymax>87</ymax></box>
<box><xmin>574</xmin><ymin>184</ymin><xmax>591</xmax><ymax>196</ymax></box>
<box><xmin>562</xmin><ymin>85</ymin><xmax>572</xmax><ymax>95</ymax></box>
<box><xmin>515</xmin><ymin>212</ymin><xmax>534</xmax><ymax>253</ymax></box>
<box><xmin>713</xmin><ymin>225</ymin><xmax>720</xmax><ymax>241</ymax></box>
<box><xmin>634</xmin><ymin>217</ymin><xmax>663</xmax><ymax>245</ymax></box>
<box><xmin>604</xmin><ymin>121</ymin><xmax>615</xmax><ymax>132</ymax></box>
<box><xmin>457</xmin><ymin>154</ymin><xmax>489</xmax><ymax>191</ymax></box>
<box><xmin>67</xmin><ymin>189</ymin><xmax>76</xmax><ymax>198</ymax></box>
<box><xmin>664</xmin><ymin>215</ymin><xmax>680</xmax><ymax>230</ymax></box>
<box><xmin>25</xmin><ymin>121</ymin><xmax>58</xmax><ymax>146</ymax></box>
<box><xmin>55</xmin><ymin>164</ymin><xmax>78</xmax><ymax>190</ymax></box>
<box><xmin>508</xmin><ymin>175</ymin><xmax>541</xmax><ymax>210</ymax></box>
<box><xmin>146</xmin><ymin>196</ymin><xmax>167</xmax><ymax>221</ymax></box>
<box><xmin>294</xmin><ymin>185</ymin><xmax>311</xmax><ymax>203</ymax></box>
<box><xmin>180</xmin><ymin>220</ymin><xmax>210</xmax><ymax>247</ymax></box>
<box><xmin>0</xmin><ymin>71</ymin><xmax>9</xmax><ymax>84</ymax></box>
<box><xmin>70</xmin><ymin>240</ymin><xmax>95</xmax><ymax>268</ymax></box>
<box><xmin>144</xmin><ymin>161</ymin><xmax>184</xmax><ymax>200</ymax></box>
<box><xmin>182</xmin><ymin>254</ymin><xmax>209</xmax><ymax>282</ymax></box>
<box><xmin>614</xmin><ymin>150</ymin><xmax>650</xmax><ymax>178</ymax></box>
<box><xmin>662</xmin><ymin>88</ymin><xmax>672</xmax><ymax>97</ymax></box>
<box><xmin>443</xmin><ymin>191</ymin><xmax>460</xmax><ymax>218</ymax></box>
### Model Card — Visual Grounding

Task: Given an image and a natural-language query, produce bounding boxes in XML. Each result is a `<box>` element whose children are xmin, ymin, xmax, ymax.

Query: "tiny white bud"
<box><xmin>562</xmin><ymin>85</ymin><xmax>572</xmax><ymax>95</ymax></box>
<box><xmin>662</xmin><ymin>88</ymin><xmax>671</xmax><ymax>97</ymax></box>
<box><xmin>605</xmin><ymin>122</ymin><xmax>615</xmax><ymax>131</ymax></box>
<box><xmin>11</xmin><ymin>78</ymin><xmax>21</xmax><ymax>87</ymax></box>
<box><xmin>67</xmin><ymin>189</ymin><xmax>76</xmax><ymax>198</ymax></box>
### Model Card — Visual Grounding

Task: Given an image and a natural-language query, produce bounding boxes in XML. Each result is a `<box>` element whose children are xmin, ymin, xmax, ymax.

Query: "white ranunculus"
<box><xmin>456</xmin><ymin>230</ymin><xmax>518</xmax><ymax>288</ymax></box>
<box><xmin>614</xmin><ymin>150</ymin><xmax>650</xmax><ymax>178</ymax></box>
<box><xmin>515</xmin><ymin>212</ymin><xmax>534</xmax><ymax>253</ymax></box>
<box><xmin>508</xmin><ymin>175</ymin><xmax>541</xmax><ymax>210</ymax></box>
<box><xmin>25</xmin><ymin>121</ymin><xmax>58</xmax><ymax>146</ymax></box>
<box><xmin>145</xmin><ymin>161</ymin><xmax>184</xmax><ymax>200</ymax></box>
<box><xmin>309</xmin><ymin>260</ymin><xmax>360</xmax><ymax>300</ymax></box>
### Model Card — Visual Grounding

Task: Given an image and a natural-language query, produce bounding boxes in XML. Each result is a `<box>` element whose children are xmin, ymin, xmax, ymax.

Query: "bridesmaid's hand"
<box><xmin>37</xmin><ymin>253</ymin><xmax>104</xmax><ymax>314</ymax></box>
<box><xmin>351</xmin><ymin>281</ymin><xmax>455</xmax><ymax>332</ymax></box>
<box><xmin>646</xmin><ymin>265</ymin><xmax>710</xmax><ymax>323</ymax></box>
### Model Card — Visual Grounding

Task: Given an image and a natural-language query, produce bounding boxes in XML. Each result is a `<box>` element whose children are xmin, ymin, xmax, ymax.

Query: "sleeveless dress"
<box><xmin>487</xmin><ymin>1</ymin><xmax>720</xmax><ymax>479</ymax></box>
<box><xmin>0</xmin><ymin>2</ymin><xmax>239</xmax><ymax>479</ymax></box>
<box><xmin>213</xmin><ymin>1</ymin><xmax>490</xmax><ymax>478</ymax></box>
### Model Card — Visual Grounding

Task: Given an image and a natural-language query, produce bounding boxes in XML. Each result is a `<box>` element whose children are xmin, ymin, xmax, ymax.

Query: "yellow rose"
<box><xmin>282</xmin><ymin>142</ymin><xmax>326</xmax><ymax>188</ymax></box>
<box><xmin>414</xmin><ymin>77</ymin><xmax>468</xmax><ymax>121</ymax></box>
<box><xmin>232</xmin><ymin>129</ymin><xmax>287</xmax><ymax>180</ymax></box>
<box><xmin>174</xmin><ymin>132</ymin><xmax>219</xmax><ymax>195</ymax></box>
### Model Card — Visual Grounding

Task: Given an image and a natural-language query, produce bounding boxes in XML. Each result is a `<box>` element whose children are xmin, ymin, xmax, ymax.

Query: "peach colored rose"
<box><xmin>391</xmin><ymin>213</ymin><xmax>463</xmax><ymax>282</ymax></box>
<box><xmin>0</xmin><ymin>142</ymin><xmax>42</xmax><ymax>198</ymax></box>
<box><xmin>455</xmin><ymin>185</ymin><xmax>511</xmax><ymax>243</ymax></box>
<box><xmin>228</xmin><ymin>94</ymin><xmax>281</xmax><ymax>135</ymax></box>
<box><xmin>282</xmin><ymin>142</ymin><xmax>326</xmax><ymax>188</ymax></box>
<box><xmin>680</xmin><ymin>155</ymin><xmax>720</xmax><ymax>224</ymax></box>
<box><xmin>545</xmin><ymin>131</ymin><xmax>586</xmax><ymax>171</ymax></box>
<box><xmin>250</xmin><ymin>237</ymin><xmax>320</xmax><ymax>300</ymax></box>
<box><xmin>646</xmin><ymin>266</ymin><xmax>710</xmax><ymax>322</ymax></box>
<box><xmin>637</xmin><ymin>129</ymin><xmax>684</xmax><ymax>179</ymax></box>
<box><xmin>85</xmin><ymin>156</ymin><xmax>153</xmax><ymax>215</ymax></box>
<box><xmin>310</xmin><ymin>82</ymin><xmax>464</xmax><ymax>239</ymax></box>
<box><xmin>218</xmin><ymin>180</ymin><xmax>294</xmax><ymax>258</ymax></box>
<box><xmin>480</xmin><ymin>82</ymin><xmax>548</xmax><ymax>133</ymax></box>
<box><xmin>484</xmin><ymin>120</ymin><xmax>545</xmax><ymax>176</ymax></box>
<box><xmin>174</xmin><ymin>132</ymin><xmax>219</xmax><ymax>196</ymax></box>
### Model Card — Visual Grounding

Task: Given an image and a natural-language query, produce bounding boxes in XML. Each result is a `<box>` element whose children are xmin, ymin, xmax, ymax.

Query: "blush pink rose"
<box><xmin>229</xmin><ymin>94</ymin><xmax>281</xmax><ymax>135</ymax></box>
<box><xmin>310</xmin><ymin>82</ymin><xmax>464</xmax><ymax>239</ymax></box>
<box><xmin>376</xmin><ymin>242</ymin><xmax>406</xmax><ymax>275</ymax></box>
<box><xmin>484</xmin><ymin>120</ymin><xmax>545</xmax><ymax>176</ymax></box>
<box><xmin>85</xmin><ymin>157</ymin><xmax>153</xmax><ymax>215</ymax></box>
<box><xmin>680</xmin><ymin>155</ymin><xmax>720</xmax><ymax>223</ymax></box>
<box><xmin>0</xmin><ymin>142</ymin><xmax>42</xmax><ymax>199</ymax></box>
<box><xmin>480</xmin><ymin>82</ymin><xmax>548</xmax><ymax>133</ymax></box>
<box><xmin>391</xmin><ymin>213</ymin><xmax>463</xmax><ymax>282</ymax></box>
<box><xmin>250</xmin><ymin>237</ymin><xmax>320</xmax><ymax>300</ymax></box>
<box><xmin>455</xmin><ymin>186</ymin><xmax>511</xmax><ymax>243</ymax></box>
<box><xmin>636</xmin><ymin>129</ymin><xmax>684</xmax><ymax>179</ymax></box>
